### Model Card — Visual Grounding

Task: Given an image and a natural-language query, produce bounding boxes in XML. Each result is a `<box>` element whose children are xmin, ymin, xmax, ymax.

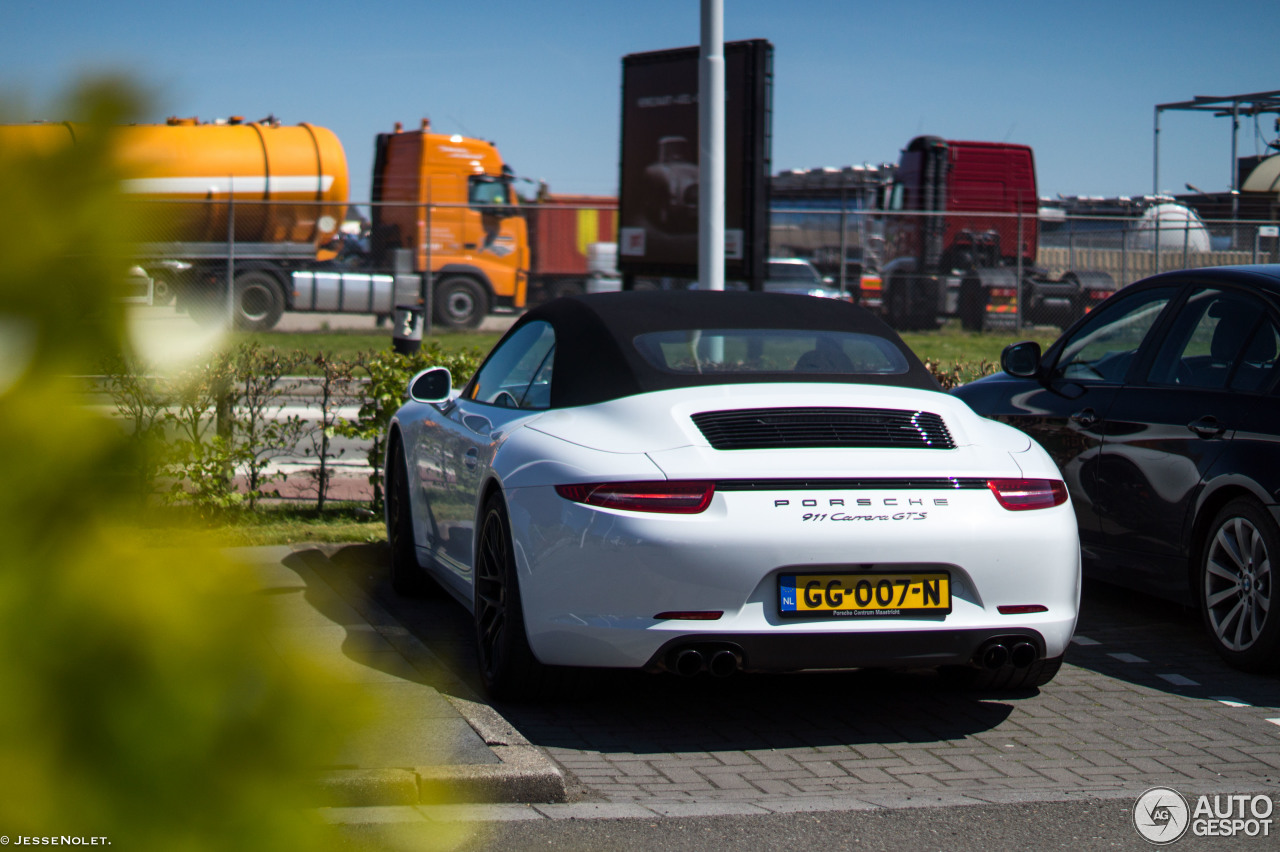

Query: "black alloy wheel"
<box><xmin>1200</xmin><ymin>498</ymin><xmax>1279</xmax><ymax>672</ymax></box>
<box><xmin>473</xmin><ymin>493</ymin><xmax>579</xmax><ymax>701</ymax></box>
<box><xmin>474</xmin><ymin>493</ymin><xmax>543</xmax><ymax>700</ymax></box>
<box><xmin>386</xmin><ymin>446</ymin><xmax>431</xmax><ymax>597</ymax></box>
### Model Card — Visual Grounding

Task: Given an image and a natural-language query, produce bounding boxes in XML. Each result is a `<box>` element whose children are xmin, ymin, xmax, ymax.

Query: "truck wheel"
<box><xmin>434</xmin><ymin>276</ymin><xmax>489</xmax><ymax>329</ymax></box>
<box><xmin>959</xmin><ymin>281</ymin><xmax>986</xmax><ymax>332</ymax></box>
<box><xmin>181</xmin><ymin>284</ymin><xmax>227</xmax><ymax>328</ymax></box>
<box><xmin>550</xmin><ymin>279</ymin><xmax>585</xmax><ymax>300</ymax></box>
<box><xmin>233</xmin><ymin>271</ymin><xmax>285</xmax><ymax>331</ymax></box>
<box><xmin>907</xmin><ymin>278</ymin><xmax>942</xmax><ymax>331</ymax></box>
<box><xmin>887</xmin><ymin>275</ymin><xmax>940</xmax><ymax>331</ymax></box>
<box><xmin>151</xmin><ymin>275</ymin><xmax>175</xmax><ymax>306</ymax></box>
<box><xmin>885</xmin><ymin>277</ymin><xmax>909</xmax><ymax>330</ymax></box>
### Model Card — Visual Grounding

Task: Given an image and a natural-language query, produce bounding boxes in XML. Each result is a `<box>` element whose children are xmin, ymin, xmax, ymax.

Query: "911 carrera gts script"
<box><xmin>802</xmin><ymin>512</ymin><xmax>928</xmax><ymax>522</ymax></box>
<box><xmin>779</xmin><ymin>497</ymin><xmax>948</xmax><ymax>523</ymax></box>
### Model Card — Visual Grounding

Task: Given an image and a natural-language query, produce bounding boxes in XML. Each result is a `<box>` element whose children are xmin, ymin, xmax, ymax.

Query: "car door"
<box><xmin>985</xmin><ymin>285</ymin><xmax>1179</xmax><ymax>551</ymax></box>
<box><xmin>1097</xmin><ymin>285</ymin><xmax>1280</xmax><ymax>595</ymax></box>
<box><xmin>415</xmin><ymin>320</ymin><xmax>557</xmax><ymax>593</ymax></box>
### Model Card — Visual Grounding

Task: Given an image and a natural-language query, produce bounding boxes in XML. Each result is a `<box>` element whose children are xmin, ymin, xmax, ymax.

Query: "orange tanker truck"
<box><xmin>0</xmin><ymin>116</ymin><xmax>528</xmax><ymax>329</ymax></box>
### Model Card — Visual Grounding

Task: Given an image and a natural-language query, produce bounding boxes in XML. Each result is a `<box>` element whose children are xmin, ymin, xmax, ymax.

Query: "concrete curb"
<box><xmin>285</xmin><ymin>546</ymin><xmax>567</xmax><ymax>807</ymax></box>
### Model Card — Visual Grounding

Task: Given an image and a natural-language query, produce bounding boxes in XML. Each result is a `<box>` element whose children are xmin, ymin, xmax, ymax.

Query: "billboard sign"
<box><xmin>617</xmin><ymin>39</ymin><xmax>772</xmax><ymax>284</ymax></box>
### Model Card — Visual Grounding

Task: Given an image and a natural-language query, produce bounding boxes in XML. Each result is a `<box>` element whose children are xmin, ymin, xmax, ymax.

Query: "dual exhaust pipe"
<box><xmin>978</xmin><ymin>638</ymin><xmax>1038</xmax><ymax>670</ymax></box>
<box><xmin>666</xmin><ymin>638</ymin><xmax>1037</xmax><ymax>676</ymax></box>
<box><xmin>668</xmin><ymin>646</ymin><xmax>742</xmax><ymax>678</ymax></box>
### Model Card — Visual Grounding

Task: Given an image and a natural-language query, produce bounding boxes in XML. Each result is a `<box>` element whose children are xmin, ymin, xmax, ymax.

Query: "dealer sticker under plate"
<box><xmin>779</xmin><ymin>572</ymin><xmax>951</xmax><ymax>618</ymax></box>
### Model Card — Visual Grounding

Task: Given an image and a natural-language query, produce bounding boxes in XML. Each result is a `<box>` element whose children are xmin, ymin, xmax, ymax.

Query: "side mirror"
<box><xmin>1001</xmin><ymin>341</ymin><xmax>1042</xmax><ymax>379</ymax></box>
<box><xmin>409</xmin><ymin>367</ymin><xmax>453</xmax><ymax>404</ymax></box>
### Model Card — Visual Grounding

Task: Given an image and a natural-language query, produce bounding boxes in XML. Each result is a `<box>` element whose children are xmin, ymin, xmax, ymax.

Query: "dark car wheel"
<box><xmin>474</xmin><ymin>493</ymin><xmax>575</xmax><ymax>701</ymax></box>
<box><xmin>386</xmin><ymin>446</ymin><xmax>432</xmax><ymax>597</ymax></box>
<box><xmin>1199</xmin><ymin>498</ymin><xmax>1280</xmax><ymax>672</ymax></box>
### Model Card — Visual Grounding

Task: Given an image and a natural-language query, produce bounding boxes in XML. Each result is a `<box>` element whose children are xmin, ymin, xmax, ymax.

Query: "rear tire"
<box><xmin>386</xmin><ymin>444</ymin><xmax>432</xmax><ymax>597</ymax></box>
<box><xmin>474</xmin><ymin>492</ymin><xmax>574</xmax><ymax>701</ymax></box>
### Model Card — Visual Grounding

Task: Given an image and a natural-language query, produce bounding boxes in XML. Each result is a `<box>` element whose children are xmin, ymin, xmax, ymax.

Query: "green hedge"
<box><xmin>106</xmin><ymin>343</ymin><xmax>995</xmax><ymax>517</ymax></box>
<box><xmin>103</xmin><ymin>343</ymin><xmax>485</xmax><ymax>517</ymax></box>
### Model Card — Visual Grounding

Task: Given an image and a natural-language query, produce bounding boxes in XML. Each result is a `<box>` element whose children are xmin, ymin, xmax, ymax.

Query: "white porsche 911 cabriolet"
<box><xmin>384</xmin><ymin>291</ymin><xmax>1079</xmax><ymax>700</ymax></box>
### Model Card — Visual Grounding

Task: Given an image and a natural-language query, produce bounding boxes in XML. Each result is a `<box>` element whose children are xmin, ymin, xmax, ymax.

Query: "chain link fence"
<box><xmin>772</xmin><ymin>206</ymin><xmax>1280</xmax><ymax>331</ymax></box>
<box><xmin>123</xmin><ymin>196</ymin><xmax>1280</xmax><ymax>333</ymax></box>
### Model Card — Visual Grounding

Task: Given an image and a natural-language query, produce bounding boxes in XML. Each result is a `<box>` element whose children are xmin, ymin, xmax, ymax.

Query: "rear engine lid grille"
<box><xmin>691</xmin><ymin>407</ymin><xmax>956</xmax><ymax>450</ymax></box>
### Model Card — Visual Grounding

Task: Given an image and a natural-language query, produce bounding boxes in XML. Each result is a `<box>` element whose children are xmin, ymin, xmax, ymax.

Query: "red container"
<box><xmin>528</xmin><ymin>194</ymin><xmax>618</xmax><ymax>275</ymax></box>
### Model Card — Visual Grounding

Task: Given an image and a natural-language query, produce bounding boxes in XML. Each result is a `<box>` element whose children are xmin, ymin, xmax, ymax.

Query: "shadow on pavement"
<box><xmin>317</xmin><ymin>543</ymin><xmax>1035</xmax><ymax>755</ymax></box>
<box><xmin>1065</xmin><ymin>578</ymin><xmax>1279</xmax><ymax>709</ymax></box>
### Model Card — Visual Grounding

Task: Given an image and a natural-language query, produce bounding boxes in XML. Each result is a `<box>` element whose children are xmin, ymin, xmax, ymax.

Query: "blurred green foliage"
<box><xmin>0</xmin><ymin>82</ymin><xmax>369</xmax><ymax>849</ymax></box>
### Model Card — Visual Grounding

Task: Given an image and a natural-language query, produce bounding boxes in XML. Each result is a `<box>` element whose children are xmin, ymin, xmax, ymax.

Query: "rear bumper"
<box><xmin>643</xmin><ymin>627</ymin><xmax>1047</xmax><ymax>673</ymax></box>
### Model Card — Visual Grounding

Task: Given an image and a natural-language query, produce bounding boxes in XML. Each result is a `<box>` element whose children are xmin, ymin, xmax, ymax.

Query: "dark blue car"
<box><xmin>954</xmin><ymin>266</ymin><xmax>1280</xmax><ymax>673</ymax></box>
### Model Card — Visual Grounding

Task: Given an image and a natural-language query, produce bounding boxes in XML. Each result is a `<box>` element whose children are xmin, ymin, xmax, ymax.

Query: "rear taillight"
<box><xmin>555</xmin><ymin>481</ymin><xmax>715</xmax><ymax>514</ymax></box>
<box><xmin>987</xmin><ymin>478</ymin><xmax>1068</xmax><ymax>511</ymax></box>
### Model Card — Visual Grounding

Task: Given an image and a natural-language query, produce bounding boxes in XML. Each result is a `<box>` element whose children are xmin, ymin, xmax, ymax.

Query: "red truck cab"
<box><xmin>881</xmin><ymin>136</ymin><xmax>1112</xmax><ymax>331</ymax></box>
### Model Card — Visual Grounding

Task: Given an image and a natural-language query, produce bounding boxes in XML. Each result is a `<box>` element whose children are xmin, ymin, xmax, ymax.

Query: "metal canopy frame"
<box><xmin>1154</xmin><ymin>90</ymin><xmax>1280</xmax><ymax>214</ymax></box>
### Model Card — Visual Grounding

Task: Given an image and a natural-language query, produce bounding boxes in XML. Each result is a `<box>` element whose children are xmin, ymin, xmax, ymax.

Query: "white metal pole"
<box><xmin>699</xmin><ymin>0</ymin><xmax>725</xmax><ymax>291</ymax></box>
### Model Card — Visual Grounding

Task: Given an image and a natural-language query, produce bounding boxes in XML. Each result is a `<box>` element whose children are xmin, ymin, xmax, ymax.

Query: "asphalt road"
<box><xmin>273</xmin><ymin>309</ymin><xmax>519</xmax><ymax>334</ymax></box>
<box><xmin>332</xmin><ymin>798</ymin><xmax>1266</xmax><ymax>852</ymax></box>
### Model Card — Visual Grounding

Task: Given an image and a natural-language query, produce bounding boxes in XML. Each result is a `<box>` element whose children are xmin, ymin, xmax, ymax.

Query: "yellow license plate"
<box><xmin>779</xmin><ymin>572</ymin><xmax>951</xmax><ymax>617</ymax></box>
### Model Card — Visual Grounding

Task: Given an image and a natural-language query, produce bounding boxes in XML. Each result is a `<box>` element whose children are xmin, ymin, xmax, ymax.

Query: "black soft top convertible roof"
<box><xmin>495</xmin><ymin>290</ymin><xmax>940</xmax><ymax>408</ymax></box>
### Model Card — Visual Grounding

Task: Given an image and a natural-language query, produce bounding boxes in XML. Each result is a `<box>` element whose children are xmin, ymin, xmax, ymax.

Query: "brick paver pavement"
<box><xmin>331</xmin><ymin>544</ymin><xmax>1280</xmax><ymax>810</ymax></box>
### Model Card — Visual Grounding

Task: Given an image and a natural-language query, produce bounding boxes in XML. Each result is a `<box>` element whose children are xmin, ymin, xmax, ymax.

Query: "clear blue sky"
<box><xmin>4</xmin><ymin>0</ymin><xmax>1277</xmax><ymax>204</ymax></box>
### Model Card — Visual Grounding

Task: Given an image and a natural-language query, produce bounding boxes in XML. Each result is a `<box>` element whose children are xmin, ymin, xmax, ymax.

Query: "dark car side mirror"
<box><xmin>1001</xmin><ymin>341</ymin><xmax>1042</xmax><ymax>379</ymax></box>
<box><xmin>409</xmin><ymin>367</ymin><xmax>453</xmax><ymax>404</ymax></box>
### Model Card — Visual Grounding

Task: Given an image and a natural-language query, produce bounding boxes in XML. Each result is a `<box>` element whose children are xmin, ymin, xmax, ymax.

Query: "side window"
<box><xmin>1233</xmin><ymin>315</ymin><xmax>1280</xmax><ymax>393</ymax></box>
<box><xmin>469</xmin><ymin>175</ymin><xmax>510</xmax><ymax>207</ymax></box>
<box><xmin>468</xmin><ymin>321</ymin><xmax>556</xmax><ymax>409</ymax></box>
<box><xmin>1052</xmin><ymin>286</ymin><xmax>1175</xmax><ymax>383</ymax></box>
<box><xmin>1146</xmin><ymin>288</ymin><xmax>1278</xmax><ymax>391</ymax></box>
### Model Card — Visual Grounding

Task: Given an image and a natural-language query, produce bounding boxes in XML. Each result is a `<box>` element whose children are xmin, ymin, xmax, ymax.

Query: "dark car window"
<box><xmin>1234</xmin><ymin>316</ymin><xmax>1280</xmax><ymax>392</ymax></box>
<box><xmin>633</xmin><ymin>328</ymin><xmax>910</xmax><ymax>376</ymax></box>
<box><xmin>1052</xmin><ymin>287</ymin><xmax>1175</xmax><ymax>383</ymax></box>
<box><xmin>468</xmin><ymin>320</ymin><xmax>555</xmax><ymax>409</ymax></box>
<box><xmin>1147</xmin><ymin>288</ymin><xmax>1279</xmax><ymax>391</ymax></box>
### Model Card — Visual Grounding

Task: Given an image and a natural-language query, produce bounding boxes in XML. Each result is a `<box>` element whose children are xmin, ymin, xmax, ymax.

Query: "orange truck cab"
<box><xmin>371</xmin><ymin>120</ymin><xmax>529</xmax><ymax>328</ymax></box>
